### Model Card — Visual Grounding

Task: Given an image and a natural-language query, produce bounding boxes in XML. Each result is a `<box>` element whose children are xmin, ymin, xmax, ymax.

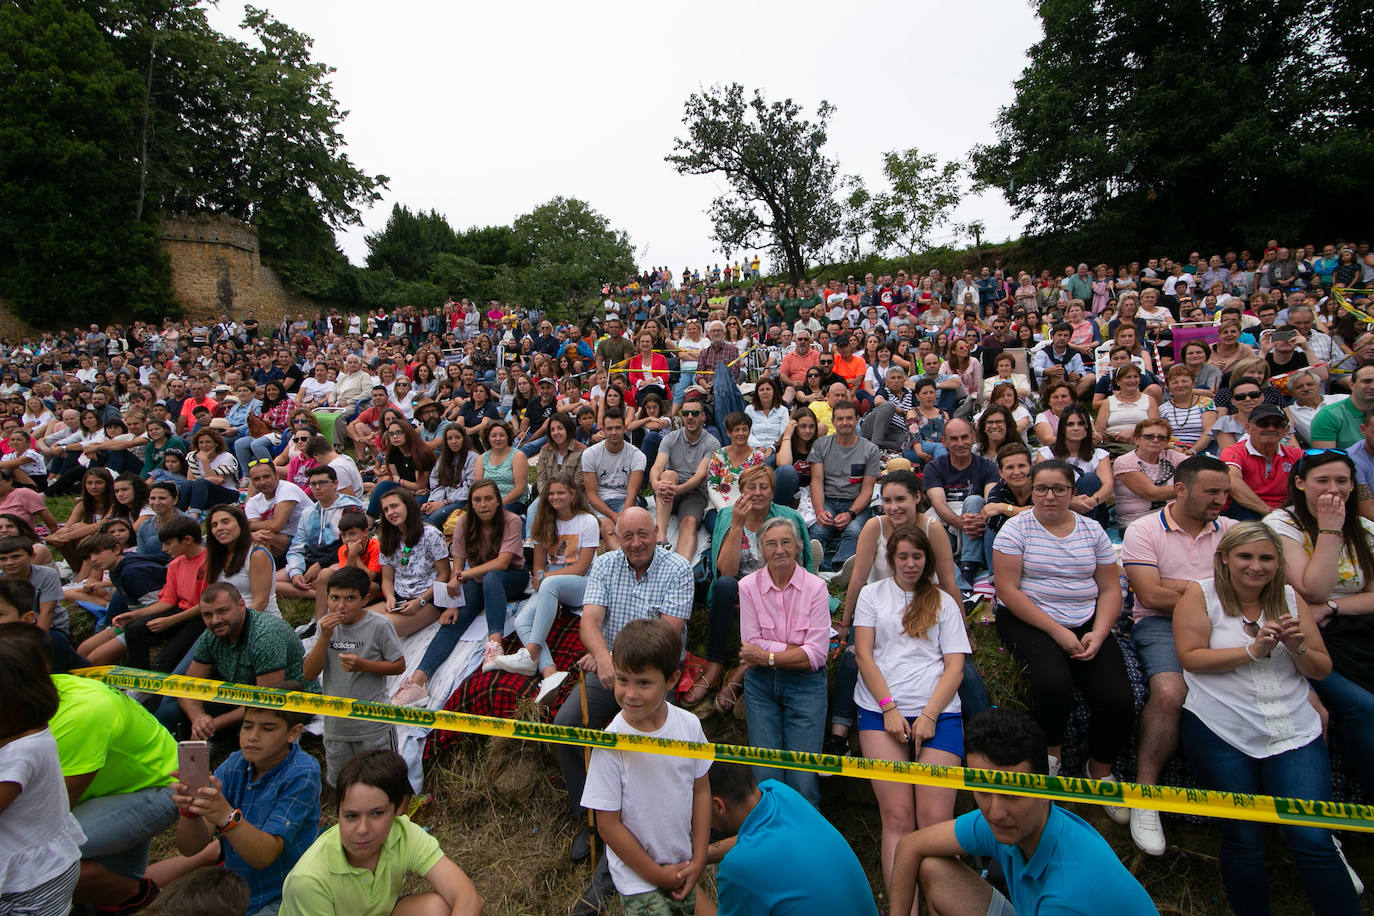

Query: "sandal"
<box><xmin>714</xmin><ymin>680</ymin><xmax>744</xmax><ymax>715</ymax></box>
<box><xmin>681</xmin><ymin>674</ymin><xmax>717</xmax><ymax>707</ymax></box>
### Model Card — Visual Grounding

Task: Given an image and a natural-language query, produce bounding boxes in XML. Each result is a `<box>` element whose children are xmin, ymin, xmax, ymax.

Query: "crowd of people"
<box><xmin>2</xmin><ymin>238</ymin><xmax>1374</xmax><ymax>915</ymax></box>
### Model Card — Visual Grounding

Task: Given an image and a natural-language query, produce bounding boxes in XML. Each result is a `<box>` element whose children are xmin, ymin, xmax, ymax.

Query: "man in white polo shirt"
<box><xmin>1121</xmin><ymin>454</ymin><xmax>1234</xmax><ymax>856</ymax></box>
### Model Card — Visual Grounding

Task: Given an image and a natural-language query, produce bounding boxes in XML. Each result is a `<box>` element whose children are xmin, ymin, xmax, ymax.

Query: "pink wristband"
<box><xmin>878</xmin><ymin>696</ymin><xmax>895</xmax><ymax>710</ymax></box>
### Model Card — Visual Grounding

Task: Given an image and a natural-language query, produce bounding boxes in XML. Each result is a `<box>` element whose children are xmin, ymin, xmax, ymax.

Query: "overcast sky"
<box><xmin>205</xmin><ymin>0</ymin><xmax>1039</xmax><ymax>275</ymax></box>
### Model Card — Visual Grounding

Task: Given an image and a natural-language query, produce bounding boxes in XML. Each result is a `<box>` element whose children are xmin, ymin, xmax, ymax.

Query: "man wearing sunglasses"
<box><xmin>1219</xmin><ymin>404</ymin><xmax>1302</xmax><ymax>520</ymax></box>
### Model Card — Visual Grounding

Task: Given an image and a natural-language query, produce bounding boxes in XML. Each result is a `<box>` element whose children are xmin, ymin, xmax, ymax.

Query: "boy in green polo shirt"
<box><xmin>281</xmin><ymin>750</ymin><xmax>483</xmax><ymax>916</ymax></box>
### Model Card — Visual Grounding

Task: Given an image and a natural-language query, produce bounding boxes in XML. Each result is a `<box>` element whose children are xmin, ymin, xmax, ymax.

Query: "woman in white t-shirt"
<box><xmin>854</xmin><ymin>524</ymin><xmax>969</xmax><ymax>905</ymax></box>
<box><xmin>992</xmin><ymin>460</ymin><xmax>1132</xmax><ymax>796</ymax></box>
<box><xmin>674</xmin><ymin>320</ymin><xmax>709</xmax><ymax>404</ymax></box>
<box><xmin>295</xmin><ymin>363</ymin><xmax>336</xmax><ymax>408</ymax></box>
<box><xmin>0</xmin><ymin>635</ymin><xmax>86</xmax><ymax>914</ymax></box>
<box><xmin>1034</xmin><ymin>404</ymin><xmax>1113</xmax><ymax>520</ymax></box>
<box><xmin>1173</xmin><ymin>522</ymin><xmax>1354</xmax><ymax>914</ymax></box>
<box><xmin>495</xmin><ymin>472</ymin><xmax>598</xmax><ymax>705</ymax></box>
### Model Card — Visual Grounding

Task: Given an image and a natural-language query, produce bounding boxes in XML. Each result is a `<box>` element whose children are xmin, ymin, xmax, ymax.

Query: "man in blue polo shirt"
<box><xmin>707</xmin><ymin>763</ymin><xmax>876</xmax><ymax>915</ymax></box>
<box><xmin>171</xmin><ymin>687</ymin><xmax>321</xmax><ymax>915</ymax></box>
<box><xmin>889</xmin><ymin>708</ymin><xmax>1158</xmax><ymax>915</ymax></box>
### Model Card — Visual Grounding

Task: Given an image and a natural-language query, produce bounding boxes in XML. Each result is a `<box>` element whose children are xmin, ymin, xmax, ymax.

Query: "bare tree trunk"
<box><xmin>134</xmin><ymin>37</ymin><xmax>155</xmax><ymax>223</ymax></box>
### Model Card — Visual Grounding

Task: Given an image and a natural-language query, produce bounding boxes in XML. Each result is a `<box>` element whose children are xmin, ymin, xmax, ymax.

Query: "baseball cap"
<box><xmin>537</xmin><ymin>377</ymin><xmax>556</xmax><ymax>386</ymax></box>
<box><xmin>1249</xmin><ymin>404</ymin><xmax>1286</xmax><ymax>423</ymax></box>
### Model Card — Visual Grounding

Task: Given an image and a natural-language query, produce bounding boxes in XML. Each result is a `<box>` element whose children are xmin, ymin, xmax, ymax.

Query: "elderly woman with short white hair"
<box><xmin>737</xmin><ymin>515</ymin><xmax>830</xmax><ymax>809</ymax></box>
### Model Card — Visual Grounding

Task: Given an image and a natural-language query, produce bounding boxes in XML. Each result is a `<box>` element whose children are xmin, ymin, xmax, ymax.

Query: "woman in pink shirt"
<box><xmin>738</xmin><ymin>515</ymin><xmax>830</xmax><ymax>809</ymax></box>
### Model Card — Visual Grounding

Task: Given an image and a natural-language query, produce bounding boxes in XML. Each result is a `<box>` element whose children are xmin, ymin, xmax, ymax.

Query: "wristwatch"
<box><xmin>215</xmin><ymin>808</ymin><xmax>244</xmax><ymax>835</ymax></box>
<box><xmin>1327</xmin><ymin>599</ymin><xmax>1339</xmax><ymax>618</ymax></box>
<box><xmin>768</xmin><ymin>651</ymin><xmax>776</xmax><ymax>667</ymax></box>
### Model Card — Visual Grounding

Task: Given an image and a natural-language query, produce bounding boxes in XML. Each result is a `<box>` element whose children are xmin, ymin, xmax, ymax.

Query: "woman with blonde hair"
<box><xmin>1174</xmin><ymin>521</ymin><xmax>1356</xmax><ymax>914</ymax></box>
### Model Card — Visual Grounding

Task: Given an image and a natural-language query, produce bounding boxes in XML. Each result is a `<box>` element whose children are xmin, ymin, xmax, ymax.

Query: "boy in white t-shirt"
<box><xmin>581</xmin><ymin>618</ymin><xmax>711</xmax><ymax>914</ymax></box>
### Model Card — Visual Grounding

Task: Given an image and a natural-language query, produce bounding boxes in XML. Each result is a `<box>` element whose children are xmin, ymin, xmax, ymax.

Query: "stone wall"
<box><xmin>0</xmin><ymin>213</ymin><xmax>321</xmax><ymax>336</ymax></box>
<box><xmin>158</xmin><ymin>213</ymin><xmax>318</xmax><ymax>325</ymax></box>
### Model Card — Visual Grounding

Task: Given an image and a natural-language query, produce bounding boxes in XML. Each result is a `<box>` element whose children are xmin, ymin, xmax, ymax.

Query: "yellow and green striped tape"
<box><xmin>74</xmin><ymin>666</ymin><xmax>1374</xmax><ymax>834</ymax></box>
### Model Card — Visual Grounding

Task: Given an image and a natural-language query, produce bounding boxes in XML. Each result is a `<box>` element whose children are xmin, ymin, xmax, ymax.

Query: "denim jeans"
<box><xmin>1311</xmin><ymin>670</ymin><xmax>1374</xmax><ymax>796</ymax></box>
<box><xmin>518</xmin><ymin>435</ymin><xmax>547</xmax><ymax>457</ymax></box>
<box><xmin>958</xmin><ymin>495</ymin><xmax>996</xmax><ymax>572</ymax></box>
<box><xmin>424</xmin><ymin>501</ymin><xmax>463</xmax><ymax>530</ymax></box>
<box><xmin>233</xmin><ymin>433</ymin><xmax>277</xmax><ymax>472</ymax></box>
<box><xmin>771</xmin><ymin>464</ymin><xmax>799</xmax><ymax>508</ymax></box>
<box><xmin>742</xmin><ymin>666</ymin><xmax>827</xmax><ymax>809</ymax></box>
<box><xmin>367</xmin><ymin>479</ymin><xmax>402</xmax><ymax>517</ymax></box>
<box><xmin>639</xmin><ymin>430</ymin><xmax>664</xmax><ymax>473</ymax></box>
<box><xmin>515</xmin><ymin>574</ymin><xmax>586</xmax><ymax>672</ymax></box>
<box><xmin>1181</xmin><ymin>712</ymin><xmax>1361</xmax><ymax>915</ymax></box>
<box><xmin>416</xmin><ymin>568</ymin><xmax>530</xmax><ymax>679</ymax></box>
<box><xmin>177</xmin><ymin>478</ymin><xmax>240</xmax><ymax>514</ymax></box>
<box><xmin>705</xmin><ymin>576</ymin><xmax>739</xmax><ymax>664</ymax></box>
<box><xmin>73</xmin><ymin>785</ymin><xmax>178</xmax><ymax>877</ymax></box>
<box><xmin>808</xmin><ymin>499</ymin><xmax>871</xmax><ymax>570</ymax></box>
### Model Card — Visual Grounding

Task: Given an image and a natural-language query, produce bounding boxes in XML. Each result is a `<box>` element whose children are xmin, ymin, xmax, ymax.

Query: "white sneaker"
<box><xmin>391</xmin><ymin>677</ymin><xmax>429</xmax><ymax>707</ymax></box>
<box><xmin>535</xmin><ymin>671</ymin><xmax>569</xmax><ymax>705</ymax></box>
<box><xmin>1086</xmin><ymin>762</ymin><xmax>1130</xmax><ymax>825</ymax></box>
<box><xmin>1334</xmin><ymin>836</ymin><xmax>1365</xmax><ymax>895</ymax></box>
<box><xmin>495</xmin><ymin>647</ymin><xmax>538</xmax><ymax>676</ymax></box>
<box><xmin>1129</xmin><ymin>807</ymin><xmax>1166</xmax><ymax>856</ymax></box>
<box><xmin>809</xmin><ymin>539</ymin><xmax>823</xmax><ymax>566</ymax></box>
<box><xmin>481</xmin><ymin>639</ymin><xmax>503</xmax><ymax>673</ymax></box>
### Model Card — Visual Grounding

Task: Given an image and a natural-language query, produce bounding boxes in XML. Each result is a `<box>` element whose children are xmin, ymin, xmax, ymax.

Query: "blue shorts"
<box><xmin>857</xmin><ymin>708</ymin><xmax>964</xmax><ymax>758</ymax></box>
<box><xmin>1131</xmin><ymin>614</ymin><xmax>1182</xmax><ymax>677</ymax></box>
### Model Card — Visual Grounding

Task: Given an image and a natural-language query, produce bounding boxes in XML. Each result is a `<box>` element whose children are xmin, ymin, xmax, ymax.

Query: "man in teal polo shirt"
<box><xmin>889</xmin><ymin>708</ymin><xmax>1158</xmax><ymax>915</ymax></box>
<box><xmin>708</xmin><ymin>763</ymin><xmax>876</xmax><ymax>916</ymax></box>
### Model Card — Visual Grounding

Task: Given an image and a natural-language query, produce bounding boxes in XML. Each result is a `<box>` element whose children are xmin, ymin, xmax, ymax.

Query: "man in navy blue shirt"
<box><xmin>889</xmin><ymin>709</ymin><xmax>1158</xmax><ymax>915</ymax></box>
<box><xmin>708</xmin><ymin>763</ymin><xmax>877</xmax><ymax>915</ymax></box>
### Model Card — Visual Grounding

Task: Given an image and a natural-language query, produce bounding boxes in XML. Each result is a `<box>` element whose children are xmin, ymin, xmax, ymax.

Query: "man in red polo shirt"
<box><xmin>175</xmin><ymin>377</ymin><xmax>218</xmax><ymax>436</ymax></box>
<box><xmin>1219</xmin><ymin>404</ymin><xmax>1302</xmax><ymax>519</ymax></box>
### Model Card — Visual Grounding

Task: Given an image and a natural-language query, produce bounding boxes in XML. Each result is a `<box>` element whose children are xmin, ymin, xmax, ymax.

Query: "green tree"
<box><xmin>971</xmin><ymin>0</ymin><xmax>1374</xmax><ymax>254</ymax></box>
<box><xmin>79</xmin><ymin>1</ymin><xmax>386</xmax><ymax>294</ymax></box>
<box><xmin>869</xmin><ymin>148</ymin><xmax>964</xmax><ymax>257</ymax></box>
<box><xmin>365</xmin><ymin>204</ymin><xmax>459</xmax><ymax>282</ymax></box>
<box><xmin>508</xmin><ymin>197</ymin><xmax>635</xmax><ymax>310</ymax></box>
<box><xmin>0</xmin><ymin>0</ymin><xmax>175</xmax><ymax>325</ymax></box>
<box><xmin>667</xmin><ymin>83</ymin><xmax>839</xmax><ymax>283</ymax></box>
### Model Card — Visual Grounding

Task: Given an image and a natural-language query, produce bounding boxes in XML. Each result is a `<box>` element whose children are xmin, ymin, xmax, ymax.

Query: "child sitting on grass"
<box><xmin>281</xmin><ymin>750</ymin><xmax>483</xmax><ymax>916</ymax></box>
<box><xmin>581</xmin><ymin>618</ymin><xmax>712</xmax><ymax>914</ymax></box>
<box><xmin>166</xmin><ymin>685</ymin><xmax>320</xmax><ymax>915</ymax></box>
<box><xmin>0</xmin><ymin>622</ymin><xmax>87</xmax><ymax>915</ymax></box>
<box><xmin>0</xmin><ymin>578</ymin><xmax>87</xmax><ymax>672</ymax></box>
<box><xmin>303</xmin><ymin>567</ymin><xmax>404</xmax><ymax>787</ymax></box>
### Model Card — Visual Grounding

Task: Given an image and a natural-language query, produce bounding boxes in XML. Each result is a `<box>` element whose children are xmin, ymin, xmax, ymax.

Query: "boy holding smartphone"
<box><xmin>171</xmin><ymin>684</ymin><xmax>321</xmax><ymax>916</ymax></box>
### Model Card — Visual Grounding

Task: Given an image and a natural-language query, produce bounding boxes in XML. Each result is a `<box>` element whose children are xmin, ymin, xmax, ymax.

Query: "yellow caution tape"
<box><xmin>74</xmin><ymin>666</ymin><xmax>1374</xmax><ymax>833</ymax></box>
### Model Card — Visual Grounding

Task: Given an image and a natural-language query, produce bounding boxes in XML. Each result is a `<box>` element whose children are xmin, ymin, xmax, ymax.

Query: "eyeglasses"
<box><xmin>1232</xmin><ymin>391</ymin><xmax>1263</xmax><ymax>400</ymax></box>
<box><xmin>293</xmin><ymin>418</ymin><xmax>313</xmax><ymax>426</ymax></box>
<box><xmin>1304</xmin><ymin>448</ymin><xmax>1348</xmax><ymax>459</ymax></box>
<box><xmin>293</xmin><ymin>436</ymin><xmax>311</xmax><ymax>444</ymax></box>
<box><xmin>248</xmin><ymin>457</ymin><xmax>272</xmax><ymax>468</ymax></box>
<box><xmin>1031</xmin><ymin>485</ymin><xmax>1073</xmax><ymax>496</ymax></box>
<box><xmin>680</xmin><ymin>409</ymin><xmax>702</xmax><ymax>417</ymax></box>
<box><xmin>1138</xmin><ymin>433</ymin><xmax>1170</xmax><ymax>441</ymax></box>
<box><xmin>1242</xmin><ymin>618</ymin><xmax>1262</xmax><ymax>638</ymax></box>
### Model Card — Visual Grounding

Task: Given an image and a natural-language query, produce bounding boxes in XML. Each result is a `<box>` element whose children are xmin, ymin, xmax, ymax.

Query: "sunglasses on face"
<box><xmin>680</xmin><ymin>409</ymin><xmax>702</xmax><ymax>417</ymax></box>
<box><xmin>1233</xmin><ymin>391</ymin><xmax>1263</xmax><ymax>400</ymax></box>
<box><xmin>1139</xmin><ymin>433</ymin><xmax>1170</xmax><ymax>441</ymax></box>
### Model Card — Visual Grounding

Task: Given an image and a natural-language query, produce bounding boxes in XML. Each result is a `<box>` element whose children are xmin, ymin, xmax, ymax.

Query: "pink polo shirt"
<box><xmin>1121</xmin><ymin>504</ymin><xmax>1236</xmax><ymax>621</ymax></box>
<box><xmin>738</xmin><ymin>564</ymin><xmax>831</xmax><ymax>671</ymax></box>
